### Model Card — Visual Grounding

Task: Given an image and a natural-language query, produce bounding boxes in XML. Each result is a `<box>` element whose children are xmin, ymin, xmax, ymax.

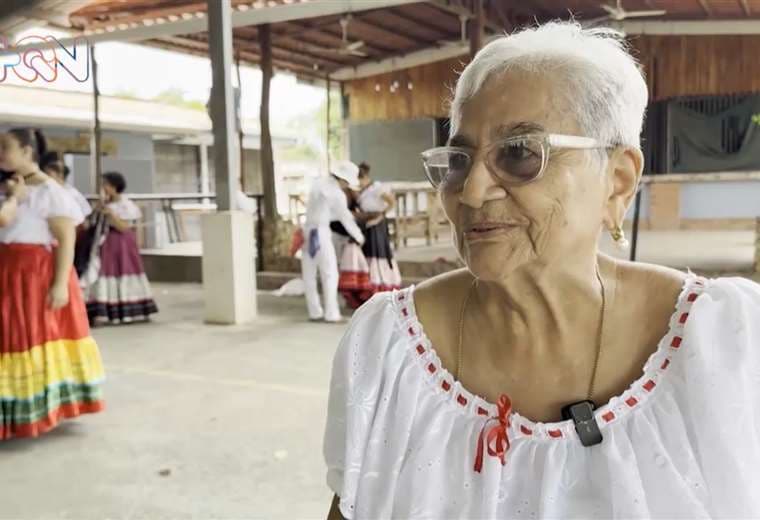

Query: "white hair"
<box><xmin>450</xmin><ymin>21</ymin><xmax>648</xmax><ymax>149</ymax></box>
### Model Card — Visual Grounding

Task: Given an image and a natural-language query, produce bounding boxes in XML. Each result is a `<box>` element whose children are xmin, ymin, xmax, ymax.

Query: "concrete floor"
<box><xmin>0</xmin><ymin>286</ymin><xmax>338</xmax><ymax>520</ymax></box>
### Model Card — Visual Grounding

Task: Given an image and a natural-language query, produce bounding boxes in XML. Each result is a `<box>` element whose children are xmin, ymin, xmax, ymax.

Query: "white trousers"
<box><xmin>301</xmin><ymin>226</ymin><xmax>341</xmax><ymax>321</ymax></box>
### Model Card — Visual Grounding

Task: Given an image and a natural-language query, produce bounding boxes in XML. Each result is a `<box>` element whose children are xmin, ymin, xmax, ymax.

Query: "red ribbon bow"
<box><xmin>474</xmin><ymin>394</ymin><xmax>512</xmax><ymax>473</ymax></box>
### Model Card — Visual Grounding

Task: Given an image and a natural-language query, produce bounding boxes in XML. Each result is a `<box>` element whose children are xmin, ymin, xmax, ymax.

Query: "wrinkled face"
<box><xmin>0</xmin><ymin>134</ymin><xmax>32</xmax><ymax>172</ymax></box>
<box><xmin>443</xmin><ymin>72</ymin><xmax>608</xmax><ymax>281</ymax></box>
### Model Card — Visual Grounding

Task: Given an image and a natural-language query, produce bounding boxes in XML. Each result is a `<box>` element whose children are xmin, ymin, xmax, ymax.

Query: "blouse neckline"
<box><xmin>392</xmin><ymin>273</ymin><xmax>707</xmax><ymax>442</ymax></box>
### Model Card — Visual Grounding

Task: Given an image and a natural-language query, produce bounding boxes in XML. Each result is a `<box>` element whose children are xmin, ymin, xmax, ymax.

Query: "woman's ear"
<box><xmin>603</xmin><ymin>147</ymin><xmax>643</xmax><ymax>230</ymax></box>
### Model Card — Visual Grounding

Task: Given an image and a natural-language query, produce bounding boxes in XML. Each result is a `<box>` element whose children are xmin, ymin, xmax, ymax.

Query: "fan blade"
<box><xmin>583</xmin><ymin>15</ymin><xmax>613</xmax><ymax>27</ymax></box>
<box><xmin>300</xmin><ymin>43</ymin><xmax>342</xmax><ymax>54</ymax></box>
<box><xmin>621</xmin><ymin>9</ymin><xmax>667</xmax><ymax>18</ymax></box>
<box><xmin>345</xmin><ymin>40</ymin><xmax>365</xmax><ymax>51</ymax></box>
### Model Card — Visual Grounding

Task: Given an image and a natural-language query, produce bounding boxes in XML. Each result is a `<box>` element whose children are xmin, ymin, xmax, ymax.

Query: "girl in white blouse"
<box><xmin>324</xmin><ymin>23</ymin><xmax>760</xmax><ymax>519</ymax></box>
<box><xmin>0</xmin><ymin>128</ymin><xmax>104</xmax><ymax>439</ymax></box>
<box><xmin>83</xmin><ymin>171</ymin><xmax>158</xmax><ymax>324</ymax></box>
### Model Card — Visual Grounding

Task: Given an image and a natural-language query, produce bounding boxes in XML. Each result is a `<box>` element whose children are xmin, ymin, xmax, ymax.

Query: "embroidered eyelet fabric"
<box><xmin>323</xmin><ymin>275</ymin><xmax>760</xmax><ymax>519</ymax></box>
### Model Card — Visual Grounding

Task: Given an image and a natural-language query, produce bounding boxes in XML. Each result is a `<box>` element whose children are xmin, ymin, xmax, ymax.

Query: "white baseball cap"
<box><xmin>331</xmin><ymin>160</ymin><xmax>359</xmax><ymax>186</ymax></box>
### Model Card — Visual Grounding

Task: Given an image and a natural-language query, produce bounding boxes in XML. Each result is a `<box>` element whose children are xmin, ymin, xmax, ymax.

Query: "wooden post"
<box><xmin>236</xmin><ymin>51</ymin><xmax>246</xmax><ymax>193</ymax></box>
<box><xmin>206</xmin><ymin>0</ymin><xmax>238</xmax><ymax>211</ymax></box>
<box><xmin>90</xmin><ymin>44</ymin><xmax>102</xmax><ymax>194</ymax></box>
<box><xmin>258</xmin><ymin>24</ymin><xmax>277</xmax><ymax>219</ymax></box>
<box><xmin>469</xmin><ymin>0</ymin><xmax>484</xmax><ymax>59</ymax></box>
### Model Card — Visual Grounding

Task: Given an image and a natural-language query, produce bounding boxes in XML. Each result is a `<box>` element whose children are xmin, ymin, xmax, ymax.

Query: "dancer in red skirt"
<box><xmin>0</xmin><ymin>128</ymin><xmax>104</xmax><ymax>440</ymax></box>
<box><xmin>82</xmin><ymin>171</ymin><xmax>158</xmax><ymax>324</ymax></box>
<box><xmin>338</xmin><ymin>162</ymin><xmax>402</xmax><ymax>309</ymax></box>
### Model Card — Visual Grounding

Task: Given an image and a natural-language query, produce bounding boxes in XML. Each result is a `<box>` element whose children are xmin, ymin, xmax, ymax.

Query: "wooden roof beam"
<box><xmin>303</xmin><ymin>23</ymin><xmax>400</xmax><ymax>54</ymax></box>
<box><xmin>388</xmin><ymin>8</ymin><xmax>460</xmax><ymax>37</ymax></box>
<box><xmin>231</xmin><ymin>27</ymin><xmax>349</xmax><ymax>66</ymax></box>
<box><xmin>616</xmin><ymin>19</ymin><xmax>760</xmax><ymax>34</ymax></box>
<box><xmin>696</xmin><ymin>0</ymin><xmax>713</xmax><ymax>16</ymax></box>
<box><xmin>7</xmin><ymin>0</ymin><xmax>422</xmax><ymax>54</ymax></box>
<box><xmin>156</xmin><ymin>35</ymin><xmax>334</xmax><ymax>77</ymax></box>
<box><xmin>238</xmin><ymin>40</ymin><xmax>349</xmax><ymax>69</ymax></box>
<box><xmin>426</xmin><ymin>0</ymin><xmax>506</xmax><ymax>33</ymax></box>
<box><xmin>82</xmin><ymin>2</ymin><xmax>209</xmax><ymax>30</ymax></box>
<box><xmin>331</xmin><ymin>39</ymin><xmax>475</xmax><ymax>80</ymax></box>
<box><xmin>235</xmin><ymin>22</ymin><xmax>390</xmax><ymax>59</ymax></box>
<box><xmin>351</xmin><ymin>12</ymin><xmax>440</xmax><ymax>46</ymax></box>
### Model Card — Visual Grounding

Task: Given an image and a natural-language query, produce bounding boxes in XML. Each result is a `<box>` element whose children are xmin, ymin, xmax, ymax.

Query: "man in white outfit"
<box><xmin>301</xmin><ymin>161</ymin><xmax>364</xmax><ymax>323</ymax></box>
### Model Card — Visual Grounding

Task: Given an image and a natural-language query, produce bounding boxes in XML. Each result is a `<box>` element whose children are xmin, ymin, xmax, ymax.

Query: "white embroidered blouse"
<box><xmin>323</xmin><ymin>275</ymin><xmax>760</xmax><ymax>519</ymax></box>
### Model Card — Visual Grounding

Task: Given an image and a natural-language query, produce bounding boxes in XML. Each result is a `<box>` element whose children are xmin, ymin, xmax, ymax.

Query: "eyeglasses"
<box><xmin>421</xmin><ymin>133</ymin><xmax>606</xmax><ymax>192</ymax></box>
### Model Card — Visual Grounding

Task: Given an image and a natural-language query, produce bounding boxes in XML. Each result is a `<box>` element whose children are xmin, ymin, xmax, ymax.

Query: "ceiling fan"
<box><xmin>335</xmin><ymin>15</ymin><xmax>368</xmax><ymax>57</ymax></box>
<box><xmin>586</xmin><ymin>0</ymin><xmax>667</xmax><ymax>25</ymax></box>
<box><xmin>300</xmin><ymin>15</ymin><xmax>368</xmax><ymax>58</ymax></box>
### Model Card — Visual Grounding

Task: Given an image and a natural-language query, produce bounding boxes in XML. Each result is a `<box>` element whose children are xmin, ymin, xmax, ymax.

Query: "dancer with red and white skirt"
<box><xmin>339</xmin><ymin>163</ymin><xmax>402</xmax><ymax>309</ymax></box>
<box><xmin>83</xmin><ymin>172</ymin><xmax>158</xmax><ymax>325</ymax></box>
<box><xmin>0</xmin><ymin>128</ymin><xmax>104</xmax><ymax>440</ymax></box>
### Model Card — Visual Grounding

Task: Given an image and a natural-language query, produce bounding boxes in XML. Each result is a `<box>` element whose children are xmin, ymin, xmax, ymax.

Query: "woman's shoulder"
<box><xmin>28</xmin><ymin>178</ymin><xmax>80</xmax><ymax>216</ymax></box>
<box><xmin>414</xmin><ymin>268</ymin><xmax>473</xmax><ymax>316</ymax></box>
<box><xmin>614</xmin><ymin>259</ymin><xmax>687</xmax><ymax>307</ymax></box>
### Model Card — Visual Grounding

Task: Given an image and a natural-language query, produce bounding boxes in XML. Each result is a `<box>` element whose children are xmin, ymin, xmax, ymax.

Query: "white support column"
<box><xmin>202</xmin><ymin>0</ymin><xmax>256</xmax><ymax>324</ymax></box>
<box><xmin>202</xmin><ymin>211</ymin><xmax>256</xmax><ymax>324</ymax></box>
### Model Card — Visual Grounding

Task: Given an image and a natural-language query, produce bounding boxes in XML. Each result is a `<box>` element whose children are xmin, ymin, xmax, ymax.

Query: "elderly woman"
<box><xmin>323</xmin><ymin>22</ymin><xmax>760</xmax><ymax>519</ymax></box>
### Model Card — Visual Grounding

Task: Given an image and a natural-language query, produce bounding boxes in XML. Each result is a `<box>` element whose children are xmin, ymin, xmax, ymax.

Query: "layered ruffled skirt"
<box><xmin>339</xmin><ymin>219</ymin><xmax>401</xmax><ymax>309</ymax></box>
<box><xmin>84</xmin><ymin>228</ymin><xmax>158</xmax><ymax>324</ymax></box>
<box><xmin>0</xmin><ymin>243</ymin><xmax>105</xmax><ymax>440</ymax></box>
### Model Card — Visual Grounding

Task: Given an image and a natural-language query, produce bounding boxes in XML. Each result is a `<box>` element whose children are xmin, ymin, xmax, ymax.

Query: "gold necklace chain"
<box><xmin>456</xmin><ymin>265</ymin><xmax>607</xmax><ymax>404</ymax></box>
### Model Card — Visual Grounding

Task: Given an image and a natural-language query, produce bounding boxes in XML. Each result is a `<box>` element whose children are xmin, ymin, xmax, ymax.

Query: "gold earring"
<box><xmin>610</xmin><ymin>225</ymin><xmax>629</xmax><ymax>250</ymax></box>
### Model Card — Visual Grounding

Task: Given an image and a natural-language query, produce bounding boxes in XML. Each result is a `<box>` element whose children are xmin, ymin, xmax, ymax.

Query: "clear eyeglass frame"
<box><xmin>420</xmin><ymin>133</ymin><xmax>606</xmax><ymax>191</ymax></box>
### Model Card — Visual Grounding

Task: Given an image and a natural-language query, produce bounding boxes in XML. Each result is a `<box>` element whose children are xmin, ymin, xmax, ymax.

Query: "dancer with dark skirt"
<box><xmin>83</xmin><ymin>171</ymin><xmax>158</xmax><ymax>325</ymax></box>
<box><xmin>338</xmin><ymin>163</ymin><xmax>402</xmax><ymax>309</ymax></box>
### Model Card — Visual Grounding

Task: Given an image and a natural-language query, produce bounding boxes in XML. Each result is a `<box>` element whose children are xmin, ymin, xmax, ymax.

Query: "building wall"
<box><xmin>345</xmin><ymin>58</ymin><xmax>461</xmax><ymax>122</ymax></box>
<box><xmin>680</xmin><ymin>182</ymin><xmax>760</xmax><ymax>219</ymax></box>
<box><xmin>0</xmin><ymin>124</ymin><xmax>155</xmax><ymax>194</ymax></box>
<box><xmin>631</xmin><ymin>35</ymin><xmax>760</xmax><ymax>101</ymax></box>
<box><xmin>154</xmin><ymin>142</ymin><xmax>200</xmax><ymax>193</ymax></box>
<box><xmin>345</xmin><ymin>34</ymin><xmax>760</xmax><ymax>123</ymax></box>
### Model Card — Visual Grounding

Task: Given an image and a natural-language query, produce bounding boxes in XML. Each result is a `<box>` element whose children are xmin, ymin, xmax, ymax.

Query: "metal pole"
<box><xmin>206</xmin><ymin>0</ymin><xmax>238</xmax><ymax>211</ymax></box>
<box><xmin>630</xmin><ymin>186</ymin><xmax>643</xmax><ymax>262</ymax></box>
<box><xmin>90</xmin><ymin>44</ymin><xmax>102</xmax><ymax>194</ymax></box>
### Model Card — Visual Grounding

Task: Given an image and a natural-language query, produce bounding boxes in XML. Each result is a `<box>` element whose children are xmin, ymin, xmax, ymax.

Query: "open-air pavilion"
<box><xmin>2</xmin><ymin>4</ymin><xmax>760</xmax><ymax>515</ymax></box>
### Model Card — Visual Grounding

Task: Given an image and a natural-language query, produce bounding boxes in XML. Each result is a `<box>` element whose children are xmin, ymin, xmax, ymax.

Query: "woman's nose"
<box><xmin>459</xmin><ymin>157</ymin><xmax>507</xmax><ymax>209</ymax></box>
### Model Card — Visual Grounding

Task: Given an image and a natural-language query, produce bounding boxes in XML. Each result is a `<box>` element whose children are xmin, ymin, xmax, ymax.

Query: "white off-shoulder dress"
<box><xmin>324</xmin><ymin>275</ymin><xmax>760</xmax><ymax>519</ymax></box>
